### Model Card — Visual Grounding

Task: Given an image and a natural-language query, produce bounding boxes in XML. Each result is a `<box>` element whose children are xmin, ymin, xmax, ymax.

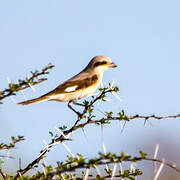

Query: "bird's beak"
<box><xmin>110</xmin><ymin>62</ymin><xmax>117</xmax><ymax>68</ymax></box>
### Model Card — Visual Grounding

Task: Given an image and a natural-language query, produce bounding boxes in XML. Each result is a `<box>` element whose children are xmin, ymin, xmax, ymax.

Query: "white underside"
<box><xmin>48</xmin><ymin>85</ymin><xmax>98</xmax><ymax>102</ymax></box>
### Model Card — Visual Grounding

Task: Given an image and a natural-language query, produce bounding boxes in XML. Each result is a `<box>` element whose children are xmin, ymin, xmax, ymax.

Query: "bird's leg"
<box><xmin>73</xmin><ymin>101</ymin><xmax>85</xmax><ymax>107</ymax></box>
<box><xmin>68</xmin><ymin>101</ymin><xmax>82</xmax><ymax>117</ymax></box>
<box><xmin>73</xmin><ymin>101</ymin><xmax>91</xmax><ymax>114</ymax></box>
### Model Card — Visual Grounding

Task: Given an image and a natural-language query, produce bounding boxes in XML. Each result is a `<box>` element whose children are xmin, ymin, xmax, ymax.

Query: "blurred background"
<box><xmin>0</xmin><ymin>1</ymin><xmax>180</xmax><ymax>179</ymax></box>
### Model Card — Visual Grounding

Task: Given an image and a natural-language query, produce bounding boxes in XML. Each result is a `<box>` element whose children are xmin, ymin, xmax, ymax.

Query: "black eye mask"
<box><xmin>93</xmin><ymin>61</ymin><xmax>107</xmax><ymax>67</ymax></box>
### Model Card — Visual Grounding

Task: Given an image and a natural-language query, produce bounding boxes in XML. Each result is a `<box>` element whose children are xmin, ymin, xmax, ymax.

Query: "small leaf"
<box><xmin>139</xmin><ymin>150</ymin><xmax>147</xmax><ymax>158</ymax></box>
<box><xmin>49</xmin><ymin>131</ymin><xmax>53</xmax><ymax>137</ymax></box>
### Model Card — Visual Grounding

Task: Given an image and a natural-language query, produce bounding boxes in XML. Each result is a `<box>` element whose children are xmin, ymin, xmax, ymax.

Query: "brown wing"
<box><xmin>44</xmin><ymin>74</ymin><xmax>98</xmax><ymax>96</ymax></box>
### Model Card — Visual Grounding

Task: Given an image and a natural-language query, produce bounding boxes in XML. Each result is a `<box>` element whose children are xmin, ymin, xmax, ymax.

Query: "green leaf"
<box><xmin>117</xmin><ymin>110</ymin><xmax>129</xmax><ymax>121</ymax></box>
<box><xmin>139</xmin><ymin>150</ymin><xmax>147</xmax><ymax>158</ymax></box>
<box><xmin>49</xmin><ymin>131</ymin><xmax>53</xmax><ymax>137</ymax></box>
<box><xmin>58</xmin><ymin>125</ymin><xmax>67</xmax><ymax>131</ymax></box>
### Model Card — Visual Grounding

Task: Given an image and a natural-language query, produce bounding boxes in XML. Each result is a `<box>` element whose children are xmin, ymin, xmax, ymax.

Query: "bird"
<box><xmin>18</xmin><ymin>56</ymin><xmax>117</xmax><ymax>111</ymax></box>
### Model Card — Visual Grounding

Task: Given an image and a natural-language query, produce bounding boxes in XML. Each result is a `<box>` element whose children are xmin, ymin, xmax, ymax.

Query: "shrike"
<box><xmin>18</xmin><ymin>56</ymin><xmax>117</xmax><ymax>109</ymax></box>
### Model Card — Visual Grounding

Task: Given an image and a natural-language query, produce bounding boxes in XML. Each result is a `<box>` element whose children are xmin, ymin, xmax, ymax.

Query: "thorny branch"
<box><xmin>0</xmin><ymin>63</ymin><xmax>54</xmax><ymax>102</ymax></box>
<box><xmin>15</xmin><ymin>88</ymin><xmax>116</xmax><ymax>178</ymax></box>
<box><xmin>144</xmin><ymin>157</ymin><xmax>180</xmax><ymax>173</ymax></box>
<box><xmin>0</xmin><ymin>167</ymin><xmax>7</xmax><ymax>180</ymax></box>
<box><xmin>53</xmin><ymin>155</ymin><xmax>180</xmax><ymax>175</ymax></box>
<box><xmin>14</xmin><ymin>86</ymin><xmax>180</xmax><ymax>179</ymax></box>
<box><xmin>0</xmin><ymin>136</ymin><xmax>23</xmax><ymax>180</ymax></box>
<box><xmin>128</xmin><ymin>114</ymin><xmax>180</xmax><ymax>120</ymax></box>
<box><xmin>0</xmin><ymin>136</ymin><xmax>24</xmax><ymax>150</ymax></box>
<box><xmin>15</xmin><ymin>152</ymin><xmax>180</xmax><ymax>179</ymax></box>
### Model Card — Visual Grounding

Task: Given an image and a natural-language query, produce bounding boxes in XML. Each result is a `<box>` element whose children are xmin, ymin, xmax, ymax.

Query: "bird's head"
<box><xmin>86</xmin><ymin>56</ymin><xmax>117</xmax><ymax>73</ymax></box>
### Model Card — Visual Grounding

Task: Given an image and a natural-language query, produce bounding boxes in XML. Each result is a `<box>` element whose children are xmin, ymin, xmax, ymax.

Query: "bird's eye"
<box><xmin>101</xmin><ymin>61</ymin><xmax>107</xmax><ymax>65</ymax></box>
<box><xmin>93</xmin><ymin>61</ymin><xmax>107</xmax><ymax>67</ymax></box>
<box><xmin>93</xmin><ymin>62</ymin><xmax>101</xmax><ymax>67</ymax></box>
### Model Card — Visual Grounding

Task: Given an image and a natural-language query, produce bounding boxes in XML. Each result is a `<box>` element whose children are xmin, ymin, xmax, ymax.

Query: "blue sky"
<box><xmin>1</xmin><ymin>0</ymin><xmax>180</xmax><ymax>179</ymax></box>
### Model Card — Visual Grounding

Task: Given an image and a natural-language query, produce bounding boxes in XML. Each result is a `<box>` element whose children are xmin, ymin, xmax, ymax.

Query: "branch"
<box><xmin>14</xmin><ymin>85</ymin><xmax>180</xmax><ymax>178</ymax></box>
<box><xmin>0</xmin><ymin>136</ymin><xmax>24</xmax><ymax>150</ymax></box>
<box><xmin>0</xmin><ymin>168</ymin><xmax>7</xmax><ymax>180</ymax></box>
<box><xmin>14</xmin><ymin>87</ymin><xmax>118</xmax><ymax>178</ymax></box>
<box><xmin>17</xmin><ymin>152</ymin><xmax>180</xmax><ymax>179</ymax></box>
<box><xmin>128</xmin><ymin>114</ymin><xmax>180</xmax><ymax>120</ymax></box>
<box><xmin>0</xmin><ymin>63</ymin><xmax>54</xmax><ymax>102</ymax></box>
<box><xmin>55</xmin><ymin>155</ymin><xmax>180</xmax><ymax>174</ymax></box>
<box><xmin>144</xmin><ymin>157</ymin><xmax>180</xmax><ymax>173</ymax></box>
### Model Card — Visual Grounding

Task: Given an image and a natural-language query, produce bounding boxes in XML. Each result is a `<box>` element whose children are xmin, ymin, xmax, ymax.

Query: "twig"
<box><xmin>154</xmin><ymin>159</ymin><xmax>164</xmax><ymax>180</ymax></box>
<box><xmin>0</xmin><ymin>168</ymin><xmax>7</xmax><ymax>180</ymax></box>
<box><xmin>0</xmin><ymin>63</ymin><xmax>54</xmax><ymax>102</ymax></box>
<box><xmin>0</xmin><ymin>136</ymin><xmax>24</xmax><ymax>150</ymax></box>
<box><xmin>128</xmin><ymin>114</ymin><xmax>180</xmax><ymax>120</ymax></box>
<box><xmin>14</xmin><ymin>87</ymin><xmax>180</xmax><ymax>178</ymax></box>
<box><xmin>14</xmin><ymin>88</ymin><xmax>115</xmax><ymax>178</ymax></box>
<box><xmin>144</xmin><ymin>157</ymin><xmax>179</xmax><ymax>172</ymax></box>
<box><xmin>14</xmin><ymin>111</ymin><xmax>180</xmax><ymax>179</ymax></box>
<box><xmin>45</xmin><ymin>155</ymin><xmax>180</xmax><ymax>178</ymax></box>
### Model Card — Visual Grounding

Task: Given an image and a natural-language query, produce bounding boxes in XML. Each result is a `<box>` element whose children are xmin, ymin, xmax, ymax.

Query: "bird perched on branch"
<box><xmin>18</xmin><ymin>56</ymin><xmax>117</xmax><ymax>112</ymax></box>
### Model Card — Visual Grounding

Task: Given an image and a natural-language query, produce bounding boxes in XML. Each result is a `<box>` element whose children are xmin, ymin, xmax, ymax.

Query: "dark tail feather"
<box><xmin>18</xmin><ymin>96</ymin><xmax>48</xmax><ymax>105</ymax></box>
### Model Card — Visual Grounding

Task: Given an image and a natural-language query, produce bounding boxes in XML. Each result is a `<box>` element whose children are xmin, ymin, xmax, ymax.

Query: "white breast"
<box><xmin>49</xmin><ymin>73</ymin><xmax>103</xmax><ymax>102</ymax></box>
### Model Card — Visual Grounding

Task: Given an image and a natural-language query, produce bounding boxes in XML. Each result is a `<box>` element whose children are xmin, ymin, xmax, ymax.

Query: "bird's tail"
<box><xmin>18</xmin><ymin>96</ymin><xmax>48</xmax><ymax>105</ymax></box>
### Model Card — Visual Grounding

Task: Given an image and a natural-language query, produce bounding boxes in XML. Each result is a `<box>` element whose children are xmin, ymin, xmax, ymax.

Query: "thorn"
<box><xmin>111</xmin><ymin>91</ymin><xmax>123</xmax><ymax>102</ymax></box>
<box><xmin>111</xmin><ymin>163</ymin><xmax>117</xmax><ymax>180</ymax></box>
<box><xmin>42</xmin><ymin>139</ymin><xmax>48</xmax><ymax>146</ymax></box>
<box><xmin>97</xmin><ymin>108</ymin><xmax>105</xmax><ymax>116</ymax></box>
<box><xmin>101</xmin><ymin>125</ymin><xmax>110</xmax><ymax>171</ymax></box>
<box><xmin>101</xmin><ymin>125</ymin><xmax>107</xmax><ymax>154</ymax></box>
<box><xmin>84</xmin><ymin>168</ymin><xmax>90</xmax><ymax>180</ymax></box>
<box><xmin>119</xmin><ymin>163</ymin><xmax>124</xmax><ymax>180</ymax></box>
<box><xmin>17</xmin><ymin>80</ymin><xmax>27</xmax><ymax>100</ymax></box>
<box><xmin>109</xmin><ymin>80</ymin><xmax>123</xmax><ymax>102</ymax></box>
<box><xmin>54</xmin><ymin>126</ymin><xmax>70</xmax><ymax>140</ymax></box>
<box><xmin>18</xmin><ymin>172</ymin><xmax>23</xmax><ymax>179</ymax></box>
<box><xmin>6</xmin><ymin>76</ymin><xmax>11</xmax><ymax>85</ymax></box>
<box><xmin>37</xmin><ymin>145</ymin><xmax>51</xmax><ymax>159</ymax></box>
<box><xmin>153</xmin><ymin>144</ymin><xmax>159</xmax><ymax>173</ymax></box>
<box><xmin>20</xmin><ymin>89</ymin><xmax>27</xmax><ymax>101</ymax></box>
<box><xmin>27</xmin><ymin>76</ymin><xmax>35</xmax><ymax>92</ymax></box>
<box><xmin>154</xmin><ymin>159</ymin><xmax>165</xmax><ymax>180</ymax></box>
<box><xmin>61</xmin><ymin>142</ymin><xmax>75</xmax><ymax>157</ymax></box>
<box><xmin>94</xmin><ymin>165</ymin><xmax>102</xmax><ymax>177</ymax></box>
<box><xmin>81</xmin><ymin>127</ymin><xmax>88</xmax><ymax>140</ymax></box>
<box><xmin>109</xmin><ymin>80</ymin><xmax>115</xmax><ymax>88</ymax></box>
<box><xmin>100</xmin><ymin>80</ymin><xmax>104</xmax><ymax>87</ymax></box>
<box><xmin>119</xmin><ymin>120</ymin><xmax>123</xmax><ymax>131</ymax></box>
<box><xmin>144</xmin><ymin>118</ymin><xmax>153</xmax><ymax>127</ymax></box>
<box><xmin>130</xmin><ymin>162</ymin><xmax>136</xmax><ymax>173</ymax></box>
<box><xmin>120</xmin><ymin>121</ymin><xmax>126</xmax><ymax>133</ymax></box>
<box><xmin>18</xmin><ymin>158</ymin><xmax>21</xmax><ymax>170</ymax></box>
<box><xmin>10</xmin><ymin>96</ymin><xmax>17</xmax><ymax>104</ymax></box>
<box><xmin>172</xmin><ymin>163</ymin><xmax>176</xmax><ymax>168</ymax></box>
